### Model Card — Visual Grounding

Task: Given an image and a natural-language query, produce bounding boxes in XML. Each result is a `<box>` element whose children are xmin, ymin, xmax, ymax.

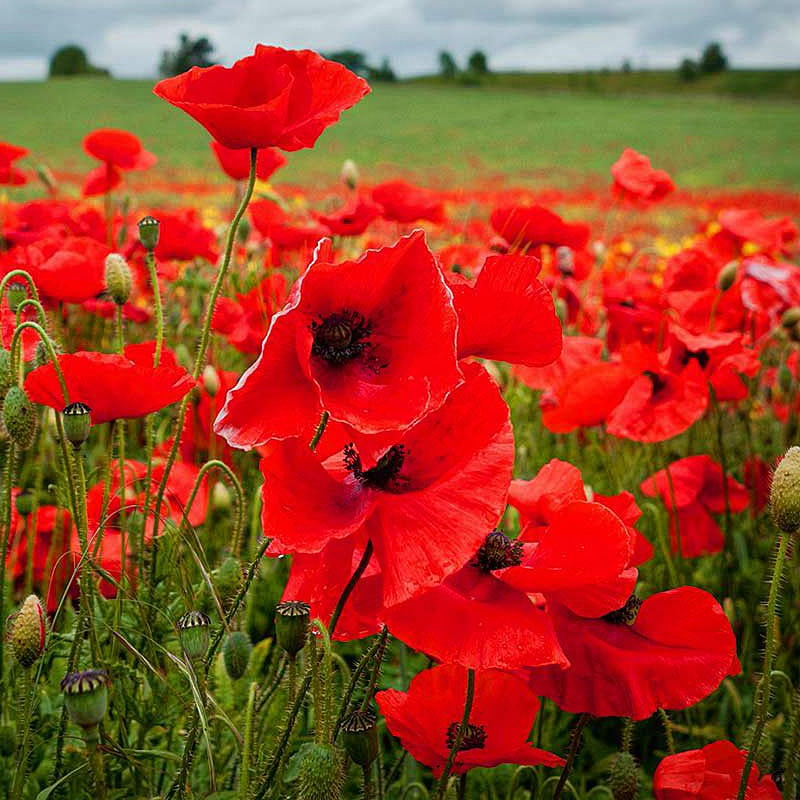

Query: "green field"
<box><xmin>3</xmin><ymin>77</ymin><xmax>800</xmax><ymax>194</ymax></box>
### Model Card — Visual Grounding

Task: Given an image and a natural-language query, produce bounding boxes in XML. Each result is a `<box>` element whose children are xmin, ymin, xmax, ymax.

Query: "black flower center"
<box><xmin>344</xmin><ymin>442</ymin><xmax>407</xmax><ymax>491</ymax></box>
<box><xmin>446</xmin><ymin>721</ymin><xmax>487</xmax><ymax>752</ymax></box>
<box><xmin>603</xmin><ymin>594</ymin><xmax>642</xmax><ymax>626</ymax></box>
<box><xmin>473</xmin><ymin>530</ymin><xmax>523</xmax><ymax>572</ymax></box>
<box><xmin>682</xmin><ymin>349</ymin><xmax>710</xmax><ymax>370</ymax></box>
<box><xmin>311</xmin><ymin>310</ymin><xmax>371</xmax><ymax>365</ymax></box>
<box><xmin>643</xmin><ymin>370</ymin><xmax>668</xmax><ymax>396</ymax></box>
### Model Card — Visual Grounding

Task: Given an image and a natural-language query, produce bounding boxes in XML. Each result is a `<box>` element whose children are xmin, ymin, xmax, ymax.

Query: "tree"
<box><xmin>49</xmin><ymin>45</ymin><xmax>109</xmax><ymax>77</ymax></box>
<box><xmin>467</xmin><ymin>50</ymin><xmax>489</xmax><ymax>75</ymax></box>
<box><xmin>439</xmin><ymin>51</ymin><xmax>458</xmax><ymax>79</ymax></box>
<box><xmin>323</xmin><ymin>50</ymin><xmax>369</xmax><ymax>77</ymax></box>
<box><xmin>159</xmin><ymin>33</ymin><xmax>216</xmax><ymax>78</ymax></box>
<box><xmin>368</xmin><ymin>58</ymin><xmax>396</xmax><ymax>82</ymax></box>
<box><xmin>699</xmin><ymin>41</ymin><xmax>728</xmax><ymax>74</ymax></box>
<box><xmin>678</xmin><ymin>57</ymin><xmax>699</xmax><ymax>82</ymax></box>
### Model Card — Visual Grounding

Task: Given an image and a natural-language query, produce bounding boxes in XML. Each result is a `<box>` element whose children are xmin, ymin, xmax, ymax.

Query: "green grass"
<box><xmin>2</xmin><ymin>77</ymin><xmax>800</xmax><ymax>194</ymax></box>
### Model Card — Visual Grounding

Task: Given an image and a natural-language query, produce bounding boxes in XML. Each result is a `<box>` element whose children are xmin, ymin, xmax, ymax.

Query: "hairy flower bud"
<box><xmin>222</xmin><ymin>631</ymin><xmax>252</xmax><ymax>679</ymax></box>
<box><xmin>104</xmin><ymin>253</ymin><xmax>132</xmax><ymax>305</ymax></box>
<box><xmin>62</xmin><ymin>402</ymin><xmax>91</xmax><ymax>449</ymax></box>
<box><xmin>7</xmin><ymin>594</ymin><xmax>46</xmax><ymax>669</ymax></box>
<box><xmin>202</xmin><ymin>364</ymin><xmax>220</xmax><ymax>396</ymax></box>
<box><xmin>296</xmin><ymin>742</ymin><xmax>343</xmax><ymax>800</ymax></box>
<box><xmin>770</xmin><ymin>446</ymin><xmax>800</xmax><ymax>533</ymax></box>
<box><xmin>138</xmin><ymin>215</ymin><xmax>160</xmax><ymax>250</ymax></box>
<box><xmin>608</xmin><ymin>752</ymin><xmax>639</xmax><ymax>800</ymax></box>
<box><xmin>716</xmin><ymin>260</ymin><xmax>739</xmax><ymax>291</ymax></box>
<box><xmin>177</xmin><ymin>610</ymin><xmax>211</xmax><ymax>661</ymax></box>
<box><xmin>3</xmin><ymin>386</ymin><xmax>37</xmax><ymax>450</ymax></box>
<box><xmin>275</xmin><ymin>600</ymin><xmax>310</xmax><ymax>658</ymax></box>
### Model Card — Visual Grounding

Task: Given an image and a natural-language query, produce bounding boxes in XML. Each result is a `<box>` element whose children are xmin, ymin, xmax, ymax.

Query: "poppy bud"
<box><xmin>104</xmin><ymin>253</ymin><xmax>132</xmax><ymax>305</ymax></box>
<box><xmin>214</xmin><ymin>555</ymin><xmax>243</xmax><ymax>608</ymax></box>
<box><xmin>177</xmin><ymin>610</ymin><xmax>211</xmax><ymax>661</ymax></box>
<box><xmin>716</xmin><ymin>260</ymin><xmax>739</xmax><ymax>291</ymax></box>
<box><xmin>3</xmin><ymin>386</ymin><xmax>37</xmax><ymax>450</ymax></box>
<box><xmin>296</xmin><ymin>743</ymin><xmax>343</xmax><ymax>800</ymax></box>
<box><xmin>14</xmin><ymin>489</ymin><xmax>35</xmax><ymax>517</ymax></box>
<box><xmin>608</xmin><ymin>752</ymin><xmax>639</xmax><ymax>800</ymax></box>
<box><xmin>275</xmin><ymin>600</ymin><xmax>310</xmax><ymax>658</ymax></box>
<box><xmin>222</xmin><ymin>631</ymin><xmax>252</xmax><ymax>679</ymax></box>
<box><xmin>781</xmin><ymin>307</ymin><xmax>800</xmax><ymax>329</ymax></box>
<box><xmin>212</xmin><ymin>481</ymin><xmax>232</xmax><ymax>511</ymax></box>
<box><xmin>341</xmin><ymin>158</ymin><xmax>359</xmax><ymax>190</ymax></box>
<box><xmin>7</xmin><ymin>594</ymin><xmax>47</xmax><ymax>669</ymax></box>
<box><xmin>138</xmin><ymin>215</ymin><xmax>160</xmax><ymax>250</ymax></box>
<box><xmin>202</xmin><ymin>364</ymin><xmax>220</xmax><ymax>396</ymax></box>
<box><xmin>6</xmin><ymin>282</ymin><xmax>27</xmax><ymax>312</ymax></box>
<box><xmin>61</xmin><ymin>669</ymin><xmax>109</xmax><ymax>738</ymax></box>
<box><xmin>62</xmin><ymin>402</ymin><xmax>91</xmax><ymax>449</ymax></box>
<box><xmin>341</xmin><ymin>708</ymin><xmax>379</xmax><ymax>766</ymax></box>
<box><xmin>769</xmin><ymin>446</ymin><xmax>800</xmax><ymax>533</ymax></box>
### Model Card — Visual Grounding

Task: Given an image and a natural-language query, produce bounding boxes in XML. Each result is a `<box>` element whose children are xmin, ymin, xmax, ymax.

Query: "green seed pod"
<box><xmin>341</xmin><ymin>708</ymin><xmax>379</xmax><ymax>767</ymax></box>
<box><xmin>177</xmin><ymin>610</ymin><xmax>211</xmax><ymax>661</ymax></box>
<box><xmin>61</xmin><ymin>669</ymin><xmax>109</xmax><ymax>732</ymax></box>
<box><xmin>62</xmin><ymin>402</ymin><xmax>91</xmax><ymax>449</ymax></box>
<box><xmin>222</xmin><ymin>631</ymin><xmax>252</xmax><ymax>679</ymax></box>
<box><xmin>138</xmin><ymin>215</ymin><xmax>160</xmax><ymax>250</ymax></box>
<box><xmin>296</xmin><ymin>743</ymin><xmax>343</xmax><ymax>800</ymax></box>
<box><xmin>608</xmin><ymin>752</ymin><xmax>639</xmax><ymax>800</ymax></box>
<box><xmin>275</xmin><ymin>600</ymin><xmax>310</xmax><ymax>658</ymax></box>
<box><xmin>7</xmin><ymin>594</ymin><xmax>47</xmax><ymax>669</ymax></box>
<box><xmin>6</xmin><ymin>282</ymin><xmax>27</xmax><ymax>312</ymax></box>
<box><xmin>104</xmin><ymin>253</ymin><xmax>133</xmax><ymax>305</ymax></box>
<box><xmin>717</xmin><ymin>260</ymin><xmax>739</xmax><ymax>291</ymax></box>
<box><xmin>3</xmin><ymin>385</ymin><xmax>37</xmax><ymax>450</ymax></box>
<box><xmin>770</xmin><ymin>446</ymin><xmax>800</xmax><ymax>533</ymax></box>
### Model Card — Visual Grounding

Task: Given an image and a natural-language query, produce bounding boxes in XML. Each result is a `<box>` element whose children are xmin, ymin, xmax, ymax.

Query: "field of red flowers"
<box><xmin>1</xmin><ymin>46</ymin><xmax>799</xmax><ymax>800</ymax></box>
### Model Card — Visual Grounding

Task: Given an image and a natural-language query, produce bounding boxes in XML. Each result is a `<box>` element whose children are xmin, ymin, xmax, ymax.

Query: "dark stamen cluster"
<box><xmin>344</xmin><ymin>443</ymin><xmax>407</xmax><ymax>491</ymax></box>
<box><xmin>311</xmin><ymin>309</ymin><xmax>371</xmax><ymax>365</ymax></box>
<box><xmin>603</xmin><ymin>594</ymin><xmax>643</xmax><ymax>626</ymax></box>
<box><xmin>682</xmin><ymin>349</ymin><xmax>710</xmax><ymax>370</ymax></box>
<box><xmin>446</xmin><ymin>721</ymin><xmax>487</xmax><ymax>752</ymax></box>
<box><xmin>643</xmin><ymin>370</ymin><xmax>667</xmax><ymax>395</ymax></box>
<box><xmin>473</xmin><ymin>530</ymin><xmax>523</xmax><ymax>572</ymax></box>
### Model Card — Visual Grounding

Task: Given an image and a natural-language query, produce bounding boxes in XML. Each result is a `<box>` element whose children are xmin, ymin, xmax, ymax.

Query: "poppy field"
<box><xmin>1</xmin><ymin>46</ymin><xmax>800</xmax><ymax>800</ymax></box>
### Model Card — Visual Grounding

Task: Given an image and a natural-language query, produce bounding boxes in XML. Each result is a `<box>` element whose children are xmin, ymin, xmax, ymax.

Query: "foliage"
<box><xmin>48</xmin><ymin>45</ymin><xmax>109</xmax><ymax>78</ymax></box>
<box><xmin>438</xmin><ymin>51</ymin><xmax>458</xmax><ymax>79</ymax></box>
<box><xmin>158</xmin><ymin>33</ymin><xmax>217</xmax><ymax>78</ymax></box>
<box><xmin>467</xmin><ymin>49</ymin><xmax>489</xmax><ymax>75</ymax></box>
<box><xmin>700</xmin><ymin>41</ymin><xmax>729</xmax><ymax>74</ymax></box>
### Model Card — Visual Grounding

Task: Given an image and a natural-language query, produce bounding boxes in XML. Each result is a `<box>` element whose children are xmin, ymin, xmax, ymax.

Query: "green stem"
<box><xmin>88</xmin><ymin>739</ymin><xmax>108</xmax><ymax>800</ymax></box>
<box><xmin>435</xmin><ymin>668</ymin><xmax>476</xmax><ymax>800</ymax></box>
<box><xmin>659</xmin><ymin>709</ymin><xmax>676</xmax><ymax>755</ymax></box>
<box><xmin>239</xmin><ymin>681</ymin><xmax>257</xmax><ymax>799</ymax></box>
<box><xmin>10</xmin><ymin>669</ymin><xmax>35</xmax><ymax>800</ymax></box>
<box><xmin>738</xmin><ymin>531</ymin><xmax>791</xmax><ymax>800</ymax></box>
<box><xmin>0</xmin><ymin>270</ymin><xmax>40</xmax><ymax>304</ymax></box>
<box><xmin>143</xmin><ymin>248</ymin><xmax>164</xmax><ymax>367</ymax></box>
<box><xmin>310</xmin><ymin>411</ymin><xmax>330</xmax><ymax>450</ymax></box>
<box><xmin>329</xmin><ymin>539</ymin><xmax>374</xmax><ymax>636</ymax></box>
<box><xmin>0</xmin><ymin>443</ymin><xmax>19</xmax><ymax>698</ymax></box>
<box><xmin>553</xmin><ymin>713</ymin><xmax>589</xmax><ymax>800</ymax></box>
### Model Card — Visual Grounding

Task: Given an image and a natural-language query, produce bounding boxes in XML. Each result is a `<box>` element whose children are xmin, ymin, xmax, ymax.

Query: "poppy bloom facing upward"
<box><xmin>153</xmin><ymin>45</ymin><xmax>370</xmax><ymax>151</ymax></box>
<box><xmin>215</xmin><ymin>231</ymin><xmax>462</xmax><ymax>447</ymax></box>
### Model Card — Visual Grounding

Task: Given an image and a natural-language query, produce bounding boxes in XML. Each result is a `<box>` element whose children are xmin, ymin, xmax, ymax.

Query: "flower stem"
<box><xmin>329</xmin><ymin>539</ymin><xmax>374</xmax><ymax>636</ymax></box>
<box><xmin>553</xmin><ymin>713</ymin><xmax>589</xmax><ymax>800</ymax></box>
<box><xmin>435</xmin><ymin>668</ymin><xmax>476</xmax><ymax>800</ymax></box>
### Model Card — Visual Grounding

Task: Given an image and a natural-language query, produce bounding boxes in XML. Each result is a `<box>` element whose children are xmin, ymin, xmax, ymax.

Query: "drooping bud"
<box><xmin>275</xmin><ymin>600</ymin><xmax>310</xmax><ymax>659</ymax></box>
<box><xmin>608</xmin><ymin>752</ymin><xmax>640</xmax><ymax>800</ymax></box>
<box><xmin>296</xmin><ymin>742</ymin><xmax>344</xmax><ymax>800</ymax></box>
<box><xmin>211</xmin><ymin>481</ymin><xmax>232</xmax><ymax>511</ymax></box>
<box><xmin>6</xmin><ymin>282</ymin><xmax>28</xmax><ymax>313</ymax></box>
<box><xmin>340</xmin><ymin>708</ymin><xmax>379</xmax><ymax>767</ymax></box>
<box><xmin>3</xmin><ymin>386</ymin><xmax>37</xmax><ymax>450</ymax></box>
<box><xmin>769</xmin><ymin>446</ymin><xmax>800</xmax><ymax>533</ymax></box>
<box><xmin>177</xmin><ymin>610</ymin><xmax>211</xmax><ymax>661</ymax></box>
<box><xmin>781</xmin><ymin>307</ymin><xmax>800</xmax><ymax>329</ymax></box>
<box><xmin>716</xmin><ymin>260</ymin><xmax>739</xmax><ymax>291</ymax></box>
<box><xmin>214</xmin><ymin>555</ymin><xmax>243</xmax><ymax>609</ymax></box>
<box><xmin>7</xmin><ymin>594</ymin><xmax>47</xmax><ymax>669</ymax></box>
<box><xmin>341</xmin><ymin>159</ymin><xmax>359</xmax><ymax>190</ymax></box>
<box><xmin>62</xmin><ymin>402</ymin><xmax>91</xmax><ymax>449</ymax></box>
<box><xmin>138</xmin><ymin>215</ymin><xmax>160</xmax><ymax>250</ymax></box>
<box><xmin>222</xmin><ymin>631</ymin><xmax>252</xmax><ymax>679</ymax></box>
<box><xmin>202</xmin><ymin>364</ymin><xmax>220</xmax><ymax>396</ymax></box>
<box><xmin>104</xmin><ymin>253</ymin><xmax>132</xmax><ymax>306</ymax></box>
<box><xmin>61</xmin><ymin>669</ymin><xmax>110</xmax><ymax>738</ymax></box>
<box><xmin>14</xmin><ymin>489</ymin><xmax>35</xmax><ymax>517</ymax></box>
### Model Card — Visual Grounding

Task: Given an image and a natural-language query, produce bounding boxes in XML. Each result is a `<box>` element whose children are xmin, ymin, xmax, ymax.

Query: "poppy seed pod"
<box><xmin>138</xmin><ymin>215</ymin><xmax>160</xmax><ymax>250</ymax></box>
<box><xmin>3</xmin><ymin>386</ymin><xmax>37</xmax><ymax>450</ymax></box>
<box><xmin>14</xmin><ymin>489</ymin><xmax>35</xmax><ymax>517</ymax></box>
<box><xmin>62</xmin><ymin>402</ymin><xmax>91</xmax><ymax>449</ymax></box>
<box><xmin>275</xmin><ymin>600</ymin><xmax>310</xmax><ymax>658</ymax></box>
<box><xmin>769</xmin><ymin>446</ymin><xmax>800</xmax><ymax>533</ymax></box>
<box><xmin>7</xmin><ymin>594</ymin><xmax>47</xmax><ymax>669</ymax></box>
<box><xmin>61</xmin><ymin>669</ymin><xmax>109</xmax><ymax>735</ymax></box>
<box><xmin>6</xmin><ymin>282</ymin><xmax>27</xmax><ymax>312</ymax></box>
<box><xmin>340</xmin><ymin>708</ymin><xmax>379</xmax><ymax>766</ymax></box>
<box><xmin>105</xmin><ymin>253</ymin><xmax>132</xmax><ymax>305</ymax></box>
<box><xmin>177</xmin><ymin>610</ymin><xmax>211</xmax><ymax>661</ymax></box>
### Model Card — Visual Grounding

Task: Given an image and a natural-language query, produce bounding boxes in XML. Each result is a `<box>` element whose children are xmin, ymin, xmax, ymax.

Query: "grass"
<box><xmin>2</xmin><ymin>77</ymin><xmax>800</xmax><ymax>196</ymax></box>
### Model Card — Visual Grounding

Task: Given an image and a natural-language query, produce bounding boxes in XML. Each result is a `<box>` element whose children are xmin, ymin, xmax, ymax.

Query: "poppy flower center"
<box><xmin>682</xmin><ymin>349</ymin><xmax>710</xmax><ymax>370</ymax></box>
<box><xmin>643</xmin><ymin>370</ymin><xmax>668</xmax><ymax>396</ymax></box>
<box><xmin>446</xmin><ymin>721</ymin><xmax>487</xmax><ymax>752</ymax></box>
<box><xmin>311</xmin><ymin>310</ymin><xmax>371</xmax><ymax>365</ymax></box>
<box><xmin>603</xmin><ymin>594</ymin><xmax>643</xmax><ymax>626</ymax></box>
<box><xmin>473</xmin><ymin>530</ymin><xmax>523</xmax><ymax>572</ymax></box>
<box><xmin>344</xmin><ymin>442</ymin><xmax>407</xmax><ymax>491</ymax></box>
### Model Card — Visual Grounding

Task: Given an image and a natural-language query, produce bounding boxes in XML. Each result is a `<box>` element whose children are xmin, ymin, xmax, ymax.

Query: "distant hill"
<box><xmin>406</xmin><ymin>69</ymin><xmax>800</xmax><ymax>99</ymax></box>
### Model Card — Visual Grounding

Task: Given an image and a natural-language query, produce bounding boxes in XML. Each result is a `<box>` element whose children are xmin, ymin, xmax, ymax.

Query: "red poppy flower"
<box><xmin>260</xmin><ymin>363</ymin><xmax>513</xmax><ymax>607</ymax></box>
<box><xmin>153</xmin><ymin>45</ymin><xmax>370</xmax><ymax>151</ymax></box>
<box><xmin>215</xmin><ymin>231</ymin><xmax>462</xmax><ymax>447</ymax></box>
<box><xmin>490</xmin><ymin>205</ymin><xmax>590</xmax><ymax>251</ymax></box>
<box><xmin>446</xmin><ymin>253</ymin><xmax>563</xmax><ymax>366</ymax></box>
<box><xmin>82</xmin><ymin>164</ymin><xmax>123</xmax><ymax>197</ymax></box>
<box><xmin>376</xmin><ymin>665</ymin><xmax>564</xmax><ymax>776</ymax></box>
<box><xmin>249</xmin><ymin>199</ymin><xmax>329</xmax><ymax>251</ymax></box>
<box><xmin>526</xmin><ymin>587</ymin><xmax>739</xmax><ymax>719</ymax></box>
<box><xmin>24</xmin><ymin>341</ymin><xmax>194</xmax><ymax>424</ymax></box>
<box><xmin>81</xmin><ymin>128</ymin><xmax>156</xmax><ymax>197</ymax></box>
<box><xmin>148</xmin><ymin>209</ymin><xmax>218</xmax><ymax>263</ymax></box>
<box><xmin>0</xmin><ymin>141</ymin><xmax>29</xmax><ymax>186</ymax></box>
<box><xmin>611</xmin><ymin>148</ymin><xmax>675</xmax><ymax>204</ymax></box>
<box><xmin>371</xmin><ymin>180</ymin><xmax>446</xmax><ymax>224</ymax></box>
<box><xmin>28</xmin><ymin>236</ymin><xmax>110</xmax><ymax>303</ymax></box>
<box><xmin>653</xmin><ymin>740</ymin><xmax>780</xmax><ymax>800</ymax></box>
<box><xmin>0</xmin><ymin>142</ymin><xmax>28</xmax><ymax>167</ymax></box>
<box><xmin>315</xmin><ymin>194</ymin><xmax>384</xmax><ymax>237</ymax></box>
<box><xmin>514</xmin><ymin>335</ymin><xmax>603</xmax><ymax>392</ymax></box>
<box><xmin>640</xmin><ymin>455</ymin><xmax>749</xmax><ymax>557</ymax></box>
<box><xmin>210</xmin><ymin>141</ymin><xmax>287</xmax><ymax>181</ymax></box>
<box><xmin>718</xmin><ymin>208</ymin><xmax>798</xmax><ymax>254</ymax></box>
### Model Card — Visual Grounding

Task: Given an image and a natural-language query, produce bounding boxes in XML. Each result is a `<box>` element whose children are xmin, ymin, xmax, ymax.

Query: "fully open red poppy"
<box><xmin>611</xmin><ymin>148</ymin><xmax>675</xmax><ymax>204</ymax></box>
<box><xmin>371</xmin><ymin>180</ymin><xmax>446</xmax><ymax>224</ymax></box>
<box><xmin>153</xmin><ymin>45</ymin><xmax>370</xmax><ymax>151</ymax></box>
<box><xmin>376</xmin><ymin>665</ymin><xmax>564</xmax><ymax>776</ymax></box>
<box><xmin>81</xmin><ymin>128</ymin><xmax>156</xmax><ymax>197</ymax></box>
<box><xmin>490</xmin><ymin>205</ymin><xmax>590</xmax><ymax>251</ymax></box>
<box><xmin>210</xmin><ymin>141</ymin><xmax>287</xmax><ymax>181</ymax></box>
<box><xmin>315</xmin><ymin>194</ymin><xmax>384</xmax><ymax>237</ymax></box>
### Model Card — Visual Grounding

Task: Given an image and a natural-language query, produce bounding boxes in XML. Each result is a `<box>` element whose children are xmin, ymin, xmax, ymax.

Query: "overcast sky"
<box><xmin>2</xmin><ymin>0</ymin><xmax>799</xmax><ymax>80</ymax></box>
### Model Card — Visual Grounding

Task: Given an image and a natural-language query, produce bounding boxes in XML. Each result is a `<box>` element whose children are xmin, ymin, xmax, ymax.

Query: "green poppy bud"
<box><xmin>62</xmin><ymin>402</ymin><xmax>91</xmax><ymax>449</ymax></box>
<box><xmin>61</xmin><ymin>669</ymin><xmax>109</xmax><ymax>739</ymax></box>
<box><xmin>177</xmin><ymin>610</ymin><xmax>211</xmax><ymax>661</ymax></box>
<box><xmin>275</xmin><ymin>600</ymin><xmax>310</xmax><ymax>658</ymax></box>
<box><xmin>781</xmin><ymin>307</ymin><xmax>800</xmax><ymax>329</ymax></box>
<box><xmin>341</xmin><ymin>159</ymin><xmax>359</xmax><ymax>190</ymax></box>
<box><xmin>296</xmin><ymin>743</ymin><xmax>343</xmax><ymax>800</ymax></box>
<box><xmin>105</xmin><ymin>253</ymin><xmax>133</xmax><ymax>305</ymax></box>
<box><xmin>770</xmin><ymin>446</ymin><xmax>800</xmax><ymax>533</ymax></box>
<box><xmin>608</xmin><ymin>752</ymin><xmax>639</xmax><ymax>800</ymax></box>
<box><xmin>3</xmin><ymin>386</ymin><xmax>37</xmax><ymax>450</ymax></box>
<box><xmin>222</xmin><ymin>631</ymin><xmax>252</xmax><ymax>679</ymax></box>
<box><xmin>6</xmin><ymin>282</ymin><xmax>27</xmax><ymax>312</ymax></box>
<box><xmin>7</xmin><ymin>594</ymin><xmax>47</xmax><ymax>669</ymax></box>
<box><xmin>202</xmin><ymin>364</ymin><xmax>220</xmax><ymax>396</ymax></box>
<box><xmin>138</xmin><ymin>215</ymin><xmax>160</xmax><ymax>250</ymax></box>
<box><xmin>341</xmin><ymin>708</ymin><xmax>379</xmax><ymax>767</ymax></box>
<box><xmin>717</xmin><ymin>260</ymin><xmax>739</xmax><ymax>291</ymax></box>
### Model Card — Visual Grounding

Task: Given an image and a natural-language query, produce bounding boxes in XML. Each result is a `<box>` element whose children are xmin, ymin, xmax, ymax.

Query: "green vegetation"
<box><xmin>1</xmin><ymin>78</ymin><xmax>799</xmax><ymax>194</ymax></box>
